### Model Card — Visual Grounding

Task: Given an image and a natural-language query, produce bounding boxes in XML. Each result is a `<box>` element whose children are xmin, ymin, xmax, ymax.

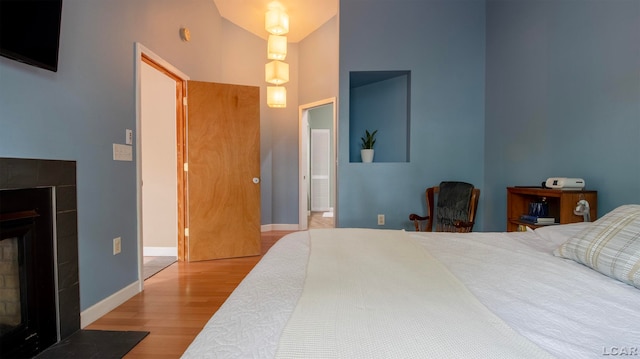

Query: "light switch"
<box><xmin>126</xmin><ymin>129</ymin><xmax>133</xmax><ymax>145</ymax></box>
<box><xmin>113</xmin><ymin>144</ymin><xmax>133</xmax><ymax>161</ymax></box>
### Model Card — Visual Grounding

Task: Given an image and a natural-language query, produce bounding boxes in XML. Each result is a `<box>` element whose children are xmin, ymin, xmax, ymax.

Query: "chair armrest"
<box><xmin>409</xmin><ymin>213</ymin><xmax>429</xmax><ymax>221</ymax></box>
<box><xmin>409</xmin><ymin>213</ymin><xmax>430</xmax><ymax>232</ymax></box>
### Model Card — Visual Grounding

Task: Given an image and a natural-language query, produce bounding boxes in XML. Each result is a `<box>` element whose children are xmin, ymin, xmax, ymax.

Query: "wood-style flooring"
<box><xmin>87</xmin><ymin>231</ymin><xmax>293</xmax><ymax>358</ymax></box>
<box><xmin>308</xmin><ymin>211</ymin><xmax>334</xmax><ymax>228</ymax></box>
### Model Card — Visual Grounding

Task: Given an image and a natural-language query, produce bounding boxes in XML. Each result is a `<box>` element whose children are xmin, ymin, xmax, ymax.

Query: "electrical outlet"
<box><xmin>377</xmin><ymin>214</ymin><xmax>385</xmax><ymax>225</ymax></box>
<box><xmin>126</xmin><ymin>129</ymin><xmax>133</xmax><ymax>145</ymax></box>
<box><xmin>113</xmin><ymin>237</ymin><xmax>122</xmax><ymax>255</ymax></box>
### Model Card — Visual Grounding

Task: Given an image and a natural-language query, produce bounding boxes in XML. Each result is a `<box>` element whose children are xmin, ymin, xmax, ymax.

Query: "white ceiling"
<box><xmin>213</xmin><ymin>0</ymin><xmax>338</xmax><ymax>43</ymax></box>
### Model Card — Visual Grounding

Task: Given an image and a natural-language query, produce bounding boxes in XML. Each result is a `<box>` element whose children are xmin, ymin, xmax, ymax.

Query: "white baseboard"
<box><xmin>143</xmin><ymin>246</ymin><xmax>177</xmax><ymax>256</ymax></box>
<box><xmin>80</xmin><ymin>280</ymin><xmax>140</xmax><ymax>328</ymax></box>
<box><xmin>261</xmin><ymin>224</ymin><xmax>300</xmax><ymax>232</ymax></box>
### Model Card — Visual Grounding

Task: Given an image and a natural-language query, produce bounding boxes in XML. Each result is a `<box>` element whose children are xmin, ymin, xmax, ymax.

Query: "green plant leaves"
<box><xmin>360</xmin><ymin>129</ymin><xmax>378</xmax><ymax>149</ymax></box>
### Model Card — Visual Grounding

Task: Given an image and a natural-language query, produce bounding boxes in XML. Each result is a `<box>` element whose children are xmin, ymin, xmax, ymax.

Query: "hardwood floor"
<box><xmin>87</xmin><ymin>231</ymin><xmax>294</xmax><ymax>358</ymax></box>
<box><xmin>308</xmin><ymin>211</ymin><xmax>334</xmax><ymax>228</ymax></box>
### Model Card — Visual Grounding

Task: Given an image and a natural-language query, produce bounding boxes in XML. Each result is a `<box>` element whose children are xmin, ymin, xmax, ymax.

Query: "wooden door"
<box><xmin>186</xmin><ymin>81</ymin><xmax>260</xmax><ymax>261</ymax></box>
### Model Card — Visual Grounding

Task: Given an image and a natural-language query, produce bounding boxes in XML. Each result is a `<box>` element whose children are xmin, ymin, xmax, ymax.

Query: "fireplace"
<box><xmin>0</xmin><ymin>158</ymin><xmax>79</xmax><ymax>358</ymax></box>
<box><xmin>0</xmin><ymin>188</ymin><xmax>57</xmax><ymax>357</ymax></box>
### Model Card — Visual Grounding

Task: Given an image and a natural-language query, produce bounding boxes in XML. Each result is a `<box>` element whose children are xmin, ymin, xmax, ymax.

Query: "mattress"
<box><xmin>182</xmin><ymin>224</ymin><xmax>640</xmax><ymax>358</ymax></box>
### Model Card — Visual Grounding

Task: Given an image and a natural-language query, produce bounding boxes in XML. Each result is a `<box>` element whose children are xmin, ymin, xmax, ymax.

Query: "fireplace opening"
<box><xmin>0</xmin><ymin>188</ymin><xmax>57</xmax><ymax>358</ymax></box>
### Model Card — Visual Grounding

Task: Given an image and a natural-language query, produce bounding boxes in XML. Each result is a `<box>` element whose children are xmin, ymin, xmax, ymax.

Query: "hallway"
<box><xmin>308</xmin><ymin>211</ymin><xmax>334</xmax><ymax>229</ymax></box>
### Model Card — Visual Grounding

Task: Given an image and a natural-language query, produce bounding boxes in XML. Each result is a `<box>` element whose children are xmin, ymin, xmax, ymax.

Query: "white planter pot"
<box><xmin>361</xmin><ymin>149</ymin><xmax>374</xmax><ymax>163</ymax></box>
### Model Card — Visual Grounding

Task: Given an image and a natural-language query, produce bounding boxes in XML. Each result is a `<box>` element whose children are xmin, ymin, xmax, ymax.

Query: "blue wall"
<box><xmin>338</xmin><ymin>0</ymin><xmax>640</xmax><ymax>232</ymax></box>
<box><xmin>0</xmin><ymin>0</ymin><xmax>225</xmax><ymax>310</ymax></box>
<box><xmin>484</xmin><ymin>0</ymin><xmax>640</xmax><ymax>230</ymax></box>
<box><xmin>338</xmin><ymin>0</ymin><xmax>486</xmax><ymax>229</ymax></box>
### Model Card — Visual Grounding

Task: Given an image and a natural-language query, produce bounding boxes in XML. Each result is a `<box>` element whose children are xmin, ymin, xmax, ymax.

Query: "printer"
<box><xmin>545</xmin><ymin>177</ymin><xmax>585</xmax><ymax>190</ymax></box>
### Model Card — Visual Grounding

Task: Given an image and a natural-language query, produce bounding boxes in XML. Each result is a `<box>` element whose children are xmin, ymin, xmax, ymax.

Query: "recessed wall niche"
<box><xmin>349</xmin><ymin>70</ymin><xmax>410</xmax><ymax>163</ymax></box>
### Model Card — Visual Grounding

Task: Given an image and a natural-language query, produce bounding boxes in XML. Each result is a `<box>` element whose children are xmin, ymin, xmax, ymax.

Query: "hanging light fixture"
<box><xmin>265</xmin><ymin>5</ymin><xmax>289</xmax><ymax>35</ymax></box>
<box><xmin>267</xmin><ymin>86</ymin><xmax>286</xmax><ymax>108</ymax></box>
<box><xmin>267</xmin><ymin>35</ymin><xmax>287</xmax><ymax>60</ymax></box>
<box><xmin>265</xmin><ymin>2</ymin><xmax>288</xmax><ymax>108</ymax></box>
<box><xmin>265</xmin><ymin>60</ymin><xmax>289</xmax><ymax>85</ymax></box>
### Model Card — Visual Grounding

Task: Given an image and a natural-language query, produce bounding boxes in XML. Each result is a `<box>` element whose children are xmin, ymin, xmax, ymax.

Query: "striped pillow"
<box><xmin>554</xmin><ymin>205</ymin><xmax>640</xmax><ymax>289</ymax></box>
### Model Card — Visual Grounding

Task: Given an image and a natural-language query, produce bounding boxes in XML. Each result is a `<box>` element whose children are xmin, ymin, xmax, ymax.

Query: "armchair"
<box><xmin>409</xmin><ymin>181</ymin><xmax>480</xmax><ymax>232</ymax></box>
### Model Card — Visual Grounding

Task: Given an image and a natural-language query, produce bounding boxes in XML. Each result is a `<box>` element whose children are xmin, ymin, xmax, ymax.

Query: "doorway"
<box><xmin>135</xmin><ymin>44</ymin><xmax>188</xmax><ymax>287</ymax></box>
<box><xmin>299</xmin><ymin>98</ymin><xmax>337</xmax><ymax>230</ymax></box>
<box><xmin>140</xmin><ymin>60</ymin><xmax>178</xmax><ymax>279</ymax></box>
<box><xmin>135</xmin><ymin>43</ymin><xmax>261</xmax><ymax>278</ymax></box>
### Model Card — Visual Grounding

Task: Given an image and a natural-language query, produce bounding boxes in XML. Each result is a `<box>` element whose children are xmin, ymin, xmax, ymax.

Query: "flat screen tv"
<box><xmin>0</xmin><ymin>0</ymin><xmax>63</xmax><ymax>72</ymax></box>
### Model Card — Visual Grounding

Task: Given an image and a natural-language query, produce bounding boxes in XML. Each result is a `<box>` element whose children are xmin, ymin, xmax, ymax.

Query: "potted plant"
<box><xmin>360</xmin><ymin>129</ymin><xmax>377</xmax><ymax>163</ymax></box>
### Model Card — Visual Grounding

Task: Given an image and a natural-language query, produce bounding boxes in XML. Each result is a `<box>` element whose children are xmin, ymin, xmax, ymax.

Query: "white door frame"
<box><xmin>134</xmin><ymin>43</ymin><xmax>189</xmax><ymax>290</ymax></box>
<box><xmin>298</xmin><ymin>97</ymin><xmax>337</xmax><ymax>230</ymax></box>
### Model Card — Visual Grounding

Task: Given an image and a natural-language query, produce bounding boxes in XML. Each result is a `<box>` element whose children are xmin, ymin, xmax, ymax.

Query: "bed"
<box><xmin>182</xmin><ymin>205</ymin><xmax>640</xmax><ymax>358</ymax></box>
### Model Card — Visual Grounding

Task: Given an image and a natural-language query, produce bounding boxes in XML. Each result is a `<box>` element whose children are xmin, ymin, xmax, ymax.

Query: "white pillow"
<box><xmin>553</xmin><ymin>205</ymin><xmax>640</xmax><ymax>289</ymax></box>
<box><xmin>535</xmin><ymin>222</ymin><xmax>592</xmax><ymax>247</ymax></box>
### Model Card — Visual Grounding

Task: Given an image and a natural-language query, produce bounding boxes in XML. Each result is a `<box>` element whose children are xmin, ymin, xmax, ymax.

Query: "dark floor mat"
<box><xmin>34</xmin><ymin>330</ymin><xmax>149</xmax><ymax>359</ymax></box>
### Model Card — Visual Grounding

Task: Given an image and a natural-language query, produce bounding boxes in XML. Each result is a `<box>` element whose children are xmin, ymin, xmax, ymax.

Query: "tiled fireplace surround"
<box><xmin>0</xmin><ymin>158</ymin><xmax>81</xmax><ymax>342</ymax></box>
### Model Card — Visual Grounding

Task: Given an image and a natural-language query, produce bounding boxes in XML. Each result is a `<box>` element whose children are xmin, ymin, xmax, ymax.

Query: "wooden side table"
<box><xmin>506</xmin><ymin>187</ymin><xmax>597</xmax><ymax>232</ymax></box>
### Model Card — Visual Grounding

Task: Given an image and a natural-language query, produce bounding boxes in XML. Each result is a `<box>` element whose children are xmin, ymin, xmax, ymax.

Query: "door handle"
<box><xmin>253</xmin><ymin>177</ymin><xmax>260</xmax><ymax>184</ymax></box>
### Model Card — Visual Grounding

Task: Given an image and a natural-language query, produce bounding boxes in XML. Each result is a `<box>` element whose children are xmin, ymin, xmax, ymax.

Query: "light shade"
<box><xmin>265</xmin><ymin>60</ymin><xmax>289</xmax><ymax>85</ymax></box>
<box><xmin>267</xmin><ymin>35</ymin><xmax>287</xmax><ymax>60</ymax></box>
<box><xmin>267</xmin><ymin>86</ymin><xmax>286</xmax><ymax>108</ymax></box>
<box><xmin>265</xmin><ymin>8</ymin><xmax>289</xmax><ymax>35</ymax></box>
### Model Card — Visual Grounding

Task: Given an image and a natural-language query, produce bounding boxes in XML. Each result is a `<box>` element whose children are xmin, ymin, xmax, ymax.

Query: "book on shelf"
<box><xmin>519</xmin><ymin>214</ymin><xmax>556</xmax><ymax>224</ymax></box>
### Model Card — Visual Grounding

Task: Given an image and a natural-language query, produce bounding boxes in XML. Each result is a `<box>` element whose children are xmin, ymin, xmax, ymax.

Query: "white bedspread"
<box><xmin>276</xmin><ymin>229</ymin><xmax>553</xmax><ymax>359</ymax></box>
<box><xmin>412</xmin><ymin>225</ymin><xmax>640</xmax><ymax>358</ymax></box>
<box><xmin>182</xmin><ymin>225</ymin><xmax>640</xmax><ymax>359</ymax></box>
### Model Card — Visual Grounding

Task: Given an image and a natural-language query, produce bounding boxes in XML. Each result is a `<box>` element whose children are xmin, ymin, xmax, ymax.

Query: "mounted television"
<box><xmin>0</xmin><ymin>0</ymin><xmax>63</xmax><ymax>72</ymax></box>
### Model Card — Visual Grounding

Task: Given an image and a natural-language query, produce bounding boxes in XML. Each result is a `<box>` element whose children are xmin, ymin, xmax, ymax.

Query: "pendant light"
<box><xmin>267</xmin><ymin>35</ymin><xmax>287</xmax><ymax>60</ymax></box>
<box><xmin>267</xmin><ymin>86</ymin><xmax>286</xmax><ymax>108</ymax></box>
<box><xmin>265</xmin><ymin>60</ymin><xmax>289</xmax><ymax>85</ymax></box>
<box><xmin>265</xmin><ymin>6</ymin><xmax>289</xmax><ymax>35</ymax></box>
<box><xmin>265</xmin><ymin>2</ymin><xmax>289</xmax><ymax>108</ymax></box>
